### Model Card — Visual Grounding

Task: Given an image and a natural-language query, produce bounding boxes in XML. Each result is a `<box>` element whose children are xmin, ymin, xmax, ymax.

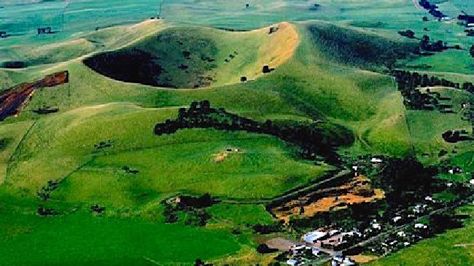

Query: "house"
<box><xmin>371</xmin><ymin>220</ymin><xmax>382</xmax><ymax>230</ymax></box>
<box><xmin>286</xmin><ymin>259</ymin><xmax>300</xmax><ymax>266</ymax></box>
<box><xmin>371</xmin><ymin>157</ymin><xmax>383</xmax><ymax>163</ymax></box>
<box><xmin>303</xmin><ymin>230</ymin><xmax>328</xmax><ymax>244</ymax></box>
<box><xmin>311</xmin><ymin>247</ymin><xmax>321</xmax><ymax>256</ymax></box>
<box><xmin>328</xmin><ymin>229</ymin><xmax>340</xmax><ymax>236</ymax></box>
<box><xmin>414</xmin><ymin>223</ymin><xmax>428</xmax><ymax>229</ymax></box>
<box><xmin>332</xmin><ymin>256</ymin><xmax>356</xmax><ymax>266</ymax></box>
<box><xmin>393</xmin><ymin>216</ymin><xmax>402</xmax><ymax>224</ymax></box>
<box><xmin>372</xmin><ymin>223</ymin><xmax>381</xmax><ymax>230</ymax></box>
<box><xmin>290</xmin><ymin>244</ymin><xmax>306</xmax><ymax>254</ymax></box>
<box><xmin>425</xmin><ymin>196</ymin><xmax>434</xmax><ymax>202</ymax></box>
<box><xmin>342</xmin><ymin>258</ymin><xmax>356</xmax><ymax>266</ymax></box>
<box><xmin>413</xmin><ymin>204</ymin><xmax>427</xmax><ymax>214</ymax></box>
<box><xmin>397</xmin><ymin>231</ymin><xmax>407</xmax><ymax>238</ymax></box>
<box><xmin>447</xmin><ymin>167</ymin><xmax>463</xmax><ymax>174</ymax></box>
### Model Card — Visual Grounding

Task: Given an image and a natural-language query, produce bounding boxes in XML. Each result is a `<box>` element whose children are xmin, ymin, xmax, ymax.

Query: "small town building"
<box><xmin>286</xmin><ymin>259</ymin><xmax>299</xmax><ymax>266</ymax></box>
<box><xmin>311</xmin><ymin>247</ymin><xmax>321</xmax><ymax>256</ymax></box>
<box><xmin>414</xmin><ymin>223</ymin><xmax>428</xmax><ymax>229</ymax></box>
<box><xmin>303</xmin><ymin>230</ymin><xmax>328</xmax><ymax>244</ymax></box>
<box><xmin>290</xmin><ymin>244</ymin><xmax>306</xmax><ymax>254</ymax></box>
<box><xmin>397</xmin><ymin>231</ymin><xmax>407</xmax><ymax>238</ymax></box>
<box><xmin>371</xmin><ymin>157</ymin><xmax>383</xmax><ymax>163</ymax></box>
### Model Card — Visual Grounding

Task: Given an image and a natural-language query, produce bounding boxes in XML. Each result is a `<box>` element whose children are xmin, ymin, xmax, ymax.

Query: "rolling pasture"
<box><xmin>0</xmin><ymin>0</ymin><xmax>473</xmax><ymax>265</ymax></box>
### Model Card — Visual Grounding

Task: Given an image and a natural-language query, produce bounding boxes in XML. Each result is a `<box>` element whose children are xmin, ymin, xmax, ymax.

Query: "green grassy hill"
<box><xmin>84</xmin><ymin>22</ymin><xmax>299</xmax><ymax>88</ymax></box>
<box><xmin>0</xmin><ymin>16</ymin><xmax>473</xmax><ymax>264</ymax></box>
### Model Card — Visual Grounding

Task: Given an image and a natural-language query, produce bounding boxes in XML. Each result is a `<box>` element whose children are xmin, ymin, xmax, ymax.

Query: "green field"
<box><xmin>1</xmin><ymin>0</ymin><xmax>474</xmax><ymax>264</ymax></box>
<box><xmin>0</xmin><ymin>204</ymin><xmax>242</xmax><ymax>265</ymax></box>
<box><xmin>371</xmin><ymin>205</ymin><xmax>474</xmax><ymax>266</ymax></box>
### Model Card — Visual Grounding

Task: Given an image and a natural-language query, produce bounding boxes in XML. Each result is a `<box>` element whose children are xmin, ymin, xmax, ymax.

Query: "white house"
<box><xmin>287</xmin><ymin>259</ymin><xmax>299</xmax><ymax>266</ymax></box>
<box><xmin>415</xmin><ymin>223</ymin><xmax>428</xmax><ymax>229</ymax></box>
<box><xmin>303</xmin><ymin>230</ymin><xmax>328</xmax><ymax>244</ymax></box>
<box><xmin>371</xmin><ymin>157</ymin><xmax>383</xmax><ymax>163</ymax></box>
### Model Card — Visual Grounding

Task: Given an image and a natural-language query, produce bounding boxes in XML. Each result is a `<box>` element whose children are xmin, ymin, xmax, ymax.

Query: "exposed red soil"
<box><xmin>271</xmin><ymin>175</ymin><xmax>385</xmax><ymax>223</ymax></box>
<box><xmin>0</xmin><ymin>71</ymin><xmax>68</xmax><ymax>121</ymax></box>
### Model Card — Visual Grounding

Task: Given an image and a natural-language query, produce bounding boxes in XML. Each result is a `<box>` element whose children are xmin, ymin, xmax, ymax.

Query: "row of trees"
<box><xmin>419</xmin><ymin>0</ymin><xmax>446</xmax><ymax>19</ymax></box>
<box><xmin>393</xmin><ymin>69</ymin><xmax>474</xmax><ymax>95</ymax></box>
<box><xmin>393</xmin><ymin>70</ymin><xmax>474</xmax><ymax>134</ymax></box>
<box><xmin>393</xmin><ymin>70</ymin><xmax>443</xmax><ymax>110</ymax></box>
<box><xmin>154</xmin><ymin>101</ymin><xmax>354</xmax><ymax>163</ymax></box>
<box><xmin>393</xmin><ymin>70</ymin><xmax>474</xmax><ymax>110</ymax></box>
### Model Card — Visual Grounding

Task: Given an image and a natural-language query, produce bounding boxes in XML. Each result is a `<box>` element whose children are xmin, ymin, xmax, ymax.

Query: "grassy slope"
<box><xmin>370</xmin><ymin>205</ymin><xmax>474</xmax><ymax>266</ymax></box>
<box><xmin>5</xmin><ymin>103</ymin><xmax>328</xmax><ymax>201</ymax></box>
<box><xmin>408</xmin><ymin>87</ymin><xmax>474</xmax><ymax>164</ymax></box>
<box><xmin>288</xmin><ymin>22</ymin><xmax>413</xmax><ymax>157</ymax></box>
<box><xmin>0</xmin><ymin>121</ymin><xmax>33</xmax><ymax>184</ymax></box>
<box><xmin>2</xmin><ymin>21</ymin><xmax>432</xmax><ymax>199</ymax></box>
<box><xmin>0</xmin><ymin>20</ymin><xmax>168</xmax><ymax>68</ymax></box>
<box><xmin>0</xmin><ymin>18</ymin><xmax>472</xmax><ymax>265</ymax></box>
<box><xmin>83</xmin><ymin>22</ymin><xmax>299</xmax><ymax>88</ymax></box>
<box><xmin>0</xmin><ymin>208</ymin><xmax>241</xmax><ymax>266</ymax></box>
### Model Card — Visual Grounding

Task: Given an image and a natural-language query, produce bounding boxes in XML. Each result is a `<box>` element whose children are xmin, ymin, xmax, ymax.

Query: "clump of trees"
<box><xmin>253</xmin><ymin>222</ymin><xmax>284</xmax><ymax>234</ymax></box>
<box><xmin>154</xmin><ymin>101</ymin><xmax>354</xmax><ymax>163</ymax></box>
<box><xmin>178</xmin><ymin>193</ymin><xmax>217</xmax><ymax>209</ymax></box>
<box><xmin>162</xmin><ymin>193</ymin><xmax>217</xmax><ymax>227</ymax></box>
<box><xmin>442</xmin><ymin>130</ymin><xmax>473</xmax><ymax>143</ymax></box>
<box><xmin>37</xmin><ymin>206</ymin><xmax>57</xmax><ymax>217</ymax></box>
<box><xmin>94</xmin><ymin>140</ymin><xmax>113</xmax><ymax>150</ymax></box>
<box><xmin>184</xmin><ymin>209</ymin><xmax>211</xmax><ymax>227</ymax></box>
<box><xmin>398</xmin><ymin>30</ymin><xmax>415</xmax><ymax>39</ymax></box>
<box><xmin>393</xmin><ymin>70</ymin><xmax>474</xmax><ymax>136</ymax></box>
<box><xmin>392</xmin><ymin>70</ymin><xmax>471</xmax><ymax>110</ymax></box>
<box><xmin>91</xmin><ymin>204</ymin><xmax>106</xmax><ymax>215</ymax></box>
<box><xmin>37</xmin><ymin>180</ymin><xmax>60</xmax><ymax>201</ymax></box>
<box><xmin>257</xmin><ymin>244</ymin><xmax>278</xmax><ymax>254</ymax></box>
<box><xmin>0</xmin><ymin>138</ymin><xmax>11</xmax><ymax>151</ymax></box>
<box><xmin>379</xmin><ymin>157</ymin><xmax>439</xmax><ymax>207</ymax></box>
<box><xmin>419</xmin><ymin>35</ymin><xmax>447</xmax><ymax>53</ymax></box>
<box><xmin>32</xmin><ymin>106</ymin><xmax>59</xmax><ymax>115</ymax></box>
<box><xmin>122</xmin><ymin>166</ymin><xmax>139</xmax><ymax>175</ymax></box>
<box><xmin>429</xmin><ymin>210</ymin><xmax>466</xmax><ymax>234</ymax></box>
<box><xmin>163</xmin><ymin>204</ymin><xmax>178</xmax><ymax>223</ymax></box>
<box><xmin>262</xmin><ymin>65</ymin><xmax>274</xmax><ymax>73</ymax></box>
